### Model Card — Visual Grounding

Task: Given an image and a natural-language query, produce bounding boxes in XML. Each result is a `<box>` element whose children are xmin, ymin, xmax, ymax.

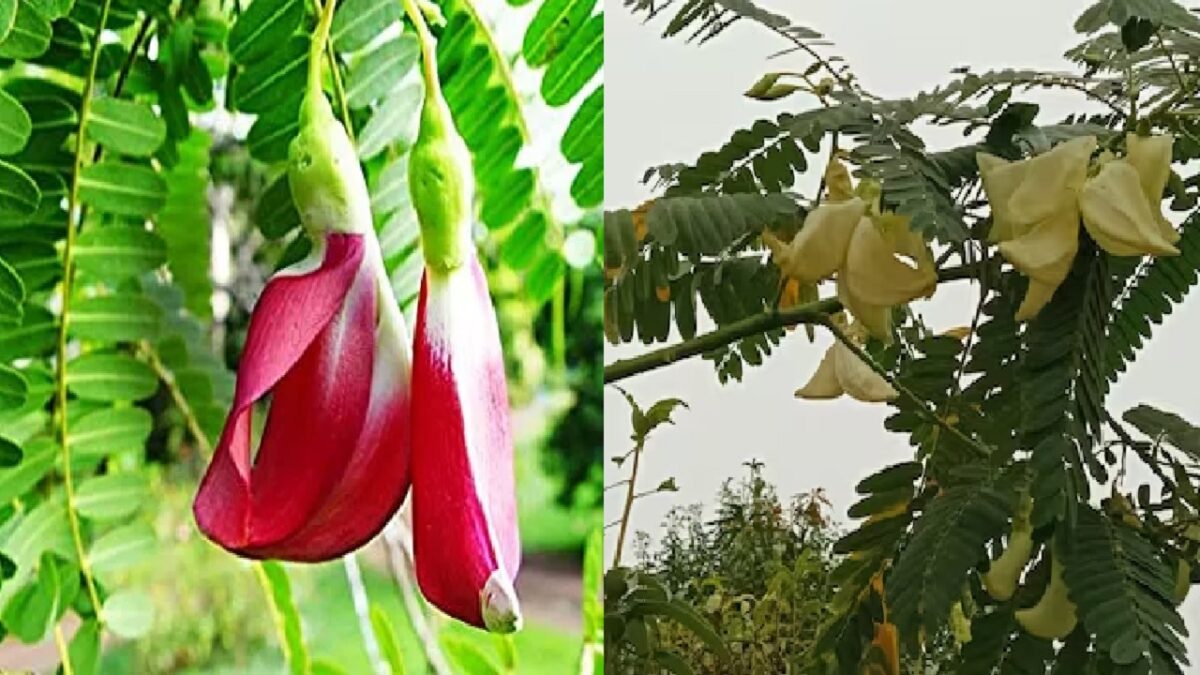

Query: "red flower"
<box><xmin>411</xmin><ymin>255</ymin><xmax>521</xmax><ymax>632</ymax></box>
<box><xmin>194</xmin><ymin>233</ymin><xmax>412</xmax><ymax>561</ymax></box>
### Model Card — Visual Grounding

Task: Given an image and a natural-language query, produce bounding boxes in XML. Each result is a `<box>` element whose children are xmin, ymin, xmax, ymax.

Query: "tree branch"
<box><xmin>603</xmin><ymin>262</ymin><xmax>986</xmax><ymax>383</ymax></box>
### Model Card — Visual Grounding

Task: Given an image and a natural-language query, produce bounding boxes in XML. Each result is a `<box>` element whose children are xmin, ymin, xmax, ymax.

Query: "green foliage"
<box><xmin>1105</xmin><ymin>213</ymin><xmax>1200</xmax><ymax>383</ymax></box>
<box><xmin>0</xmin><ymin>0</ymin><xmax>600</xmax><ymax>668</ymax></box>
<box><xmin>1064</xmin><ymin>505</ymin><xmax>1188</xmax><ymax>674</ymax></box>
<box><xmin>609</xmin><ymin>0</ymin><xmax>1200</xmax><ymax>673</ymax></box>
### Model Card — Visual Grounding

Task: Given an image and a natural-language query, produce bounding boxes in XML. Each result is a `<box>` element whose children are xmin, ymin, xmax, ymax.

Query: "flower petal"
<box><xmin>844</xmin><ymin>215</ymin><xmax>936</xmax><ymax>307</ymax></box>
<box><xmin>977</xmin><ymin>152</ymin><xmax>1021</xmax><ymax>242</ymax></box>
<box><xmin>837</xmin><ymin>278</ymin><xmax>892</xmax><ymax>342</ymax></box>
<box><xmin>412</xmin><ymin>256</ymin><xmax>521</xmax><ymax>632</ymax></box>
<box><xmin>772</xmin><ymin>198</ymin><xmax>865</xmax><ymax>284</ymax></box>
<box><xmin>833</xmin><ymin>341</ymin><xmax>897</xmax><ymax>402</ymax></box>
<box><xmin>1006</xmin><ymin>136</ymin><xmax>1094</xmax><ymax>229</ymax></box>
<box><xmin>1014</xmin><ymin>279</ymin><xmax>1060</xmax><ymax>323</ymax></box>
<box><xmin>194</xmin><ymin>234</ymin><xmax>382</xmax><ymax>557</ymax></box>
<box><xmin>795</xmin><ymin>344</ymin><xmax>843</xmax><ymax>399</ymax></box>
<box><xmin>1081</xmin><ymin>161</ymin><xmax>1179</xmax><ymax>257</ymax></box>
<box><xmin>1124</xmin><ymin>133</ymin><xmax>1180</xmax><ymax>244</ymax></box>
<box><xmin>256</xmin><ymin>260</ymin><xmax>413</xmax><ymax>560</ymax></box>
<box><xmin>997</xmin><ymin>208</ymin><xmax>1079</xmax><ymax>283</ymax></box>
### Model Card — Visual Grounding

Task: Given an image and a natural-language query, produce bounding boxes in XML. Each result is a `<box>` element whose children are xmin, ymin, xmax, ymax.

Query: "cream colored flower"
<box><xmin>978</xmin><ymin>136</ymin><xmax>1094</xmax><ymax>321</ymax></box>
<box><xmin>761</xmin><ymin>197</ymin><xmax>866</xmax><ymax>284</ymax></box>
<box><xmin>1124</xmin><ymin>132</ymin><xmax>1180</xmax><ymax>244</ymax></box>
<box><xmin>1079</xmin><ymin>133</ymin><xmax>1179</xmax><ymax>257</ymax></box>
<box><xmin>796</xmin><ymin>319</ymin><xmax>897</xmax><ymax>403</ymax></box>
<box><xmin>979</xmin><ymin>133</ymin><xmax>1181</xmax><ymax>321</ymax></box>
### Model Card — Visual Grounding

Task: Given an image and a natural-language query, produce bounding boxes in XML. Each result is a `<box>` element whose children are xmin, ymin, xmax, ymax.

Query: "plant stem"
<box><xmin>54</xmin><ymin>624</ymin><xmax>74</xmax><ymax>675</ymax></box>
<box><xmin>55</xmin><ymin>0</ymin><xmax>112</xmax><ymax>639</ymax></box>
<box><xmin>309</xmin><ymin>0</ymin><xmax>338</xmax><ymax>90</ymax></box>
<box><xmin>552</xmin><ymin>278</ymin><xmax>566</xmax><ymax>369</ymax></box>
<box><xmin>311</xmin><ymin>0</ymin><xmax>355</xmax><ymax>138</ymax></box>
<box><xmin>343</xmin><ymin>554</ymin><xmax>388</xmax><ymax>675</ymax></box>
<box><xmin>603</xmin><ymin>262</ymin><xmax>986</xmax><ymax>383</ymax></box>
<box><xmin>611</xmin><ymin>439</ymin><xmax>644</xmax><ymax>567</ymax></box>
<box><xmin>140</xmin><ymin>343</ymin><xmax>213</xmax><ymax>455</ymax></box>
<box><xmin>819</xmin><ymin>316</ymin><xmax>990</xmax><ymax>458</ymax></box>
<box><xmin>382</xmin><ymin>518</ymin><xmax>453</xmax><ymax>675</ymax></box>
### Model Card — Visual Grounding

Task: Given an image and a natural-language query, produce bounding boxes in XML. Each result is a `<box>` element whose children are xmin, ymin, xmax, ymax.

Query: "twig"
<box><xmin>603</xmin><ymin>261</ymin><xmax>987</xmax><ymax>383</ymax></box>
<box><xmin>820</xmin><ymin>316</ymin><xmax>991</xmax><ymax>458</ymax></box>
<box><xmin>1104</xmin><ymin>409</ymin><xmax>1172</xmax><ymax>486</ymax></box>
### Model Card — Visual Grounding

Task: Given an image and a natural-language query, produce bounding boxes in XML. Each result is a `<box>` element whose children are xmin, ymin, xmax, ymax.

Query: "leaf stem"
<box><xmin>54</xmin><ymin>624</ymin><xmax>74</xmax><ymax>675</ymax></box>
<box><xmin>309</xmin><ymin>0</ymin><xmax>338</xmax><ymax>92</ymax></box>
<box><xmin>138</xmin><ymin>342</ymin><xmax>213</xmax><ymax>455</ymax></box>
<box><xmin>311</xmin><ymin>0</ymin><xmax>355</xmax><ymax>138</ymax></box>
<box><xmin>56</xmin><ymin>0</ymin><xmax>113</xmax><ymax>636</ymax></box>
<box><xmin>343</xmin><ymin>554</ymin><xmax>388</xmax><ymax>675</ymax></box>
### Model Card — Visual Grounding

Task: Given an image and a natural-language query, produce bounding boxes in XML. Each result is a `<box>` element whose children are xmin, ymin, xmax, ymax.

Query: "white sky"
<box><xmin>604</xmin><ymin>0</ymin><xmax>1200</xmax><ymax>665</ymax></box>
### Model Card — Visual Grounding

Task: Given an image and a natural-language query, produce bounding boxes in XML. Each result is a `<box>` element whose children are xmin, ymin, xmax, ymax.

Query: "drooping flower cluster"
<box><xmin>762</xmin><ymin>162</ymin><xmax>937</xmax><ymax>341</ymax></box>
<box><xmin>762</xmin><ymin>160</ymin><xmax>935</xmax><ymax>403</ymax></box>
<box><xmin>978</xmin><ymin>133</ymin><xmax>1179</xmax><ymax>320</ymax></box>
<box><xmin>194</xmin><ymin>5</ymin><xmax>520</xmax><ymax>635</ymax></box>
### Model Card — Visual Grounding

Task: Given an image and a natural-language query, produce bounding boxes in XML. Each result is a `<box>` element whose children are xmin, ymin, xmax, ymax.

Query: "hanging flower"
<box><xmin>762</xmin><ymin>158</ymin><xmax>936</xmax><ymax>342</ymax></box>
<box><xmin>838</xmin><ymin>212</ymin><xmax>936</xmax><ymax>339</ymax></box>
<box><xmin>194</xmin><ymin>90</ymin><xmax>412</xmax><ymax>561</ymax></box>
<box><xmin>407</xmin><ymin>64</ymin><xmax>521</xmax><ymax>632</ymax></box>
<box><xmin>978</xmin><ymin>133</ymin><xmax>1180</xmax><ymax>321</ymax></box>
<box><xmin>796</xmin><ymin>316</ymin><xmax>898</xmax><ymax>402</ymax></box>
<box><xmin>761</xmin><ymin>197</ymin><xmax>866</xmax><ymax>284</ymax></box>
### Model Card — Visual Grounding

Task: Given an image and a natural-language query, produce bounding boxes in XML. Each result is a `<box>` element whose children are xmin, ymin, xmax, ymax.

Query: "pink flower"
<box><xmin>411</xmin><ymin>255</ymin><xmax>521</xmax><ymax>632</ymax></box>
<box><xmin>193</xmin><ymin>233</ymin><xmax>412</xmax><ymax>561</ymax></box>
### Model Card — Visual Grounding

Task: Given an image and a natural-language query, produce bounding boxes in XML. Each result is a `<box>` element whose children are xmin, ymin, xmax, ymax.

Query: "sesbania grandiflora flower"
<box><xmin>193</xmin><ymin>7</ymin><xmax>411</xmax><ymax>561</ymax></box>
<box><xmin>796</xmin><ymin>315</ymin><xmax>898</xmax><ymax>402</ymax></box>
<box><xmin>407</xmin><ymin>15</ymin><xmax>521</xmax><ymax>633</ymax></box>
<box><xmin>762</xmin><ymin>160</ymin><xmax>936</xmax><ymax>342</ymax></box>
<box><xmin>978</xmin><ymin>133</ymin><xmax>1179</xmax><ymax>321</ymax></box>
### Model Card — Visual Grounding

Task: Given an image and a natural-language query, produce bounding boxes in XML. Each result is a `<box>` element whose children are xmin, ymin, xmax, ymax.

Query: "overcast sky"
<box><xmin>604</xmin><ymin>0</ymin><xmax>1200</xmax><ymax>664</ymax></box>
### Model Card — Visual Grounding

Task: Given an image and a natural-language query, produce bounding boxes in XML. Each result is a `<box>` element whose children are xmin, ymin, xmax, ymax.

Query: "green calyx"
<box><xmin>404</xmin><ymin>0</ymin><xmax>474</xmax><ymax>275</ymax></box>
<box><xmin>286</xmin><ymin>0</ymin><xmax>372</xmax><ymax>238</ymax></box>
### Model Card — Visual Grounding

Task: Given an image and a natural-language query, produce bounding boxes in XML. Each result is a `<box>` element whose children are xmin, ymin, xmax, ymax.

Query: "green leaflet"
<box><xmin>102</xmin><ymin>590</ymin><xmax>155</xmax><ymax>638</ymax></box>
<box><xmin>345</xmin><ymin>35</ymin><xmax>419</xmax><ymax>109</ymax></box>
<box><xmin>0</xmin><ymin>160</ymin><xmax>40</xmax><ymax>221</ymax></box>
<box><xmin>0</xmin><ymin>88</ymin><xmax>31</xmax><ymax>155</ymax></box>
<box><xmin>539</xmin><ymin>12</ymin><xmax>600</xmax><ymax>106</ymax></box>
<box><xmin>227</xmin><ymin>0</ymin><xmax>304</xmax><ymax>65</ymax></box>
<box><xmin>66</xmin><ymin>353</ymin><xmax>158</xmax><ymax>402</ymax></box>
<box><xmin>77</xmin><ymin>161</ymin><xmax>168</xmax><ymax>217</ymax></box>
<box><xmin>331</xmin><ymin>0</ymin><xmax>400</xmax><ymax>53</ymax></box>
<box><xmin>74</xmin><ymin>226</ymin><xmax>168</xmax><ymax>281</ymax></box>
<box><xmin>87</xmin><ymin>98</ymin><xmax>167</xmax><ymax>157</ymax></box>
<box><xmin>0</xmin><ymin>2</ymin><xmax>52</xmax><ymax>60</ymax></box>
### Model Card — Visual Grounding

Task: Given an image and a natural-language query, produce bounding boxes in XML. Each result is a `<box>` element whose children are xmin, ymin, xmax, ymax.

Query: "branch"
<box><xmin>603</xmin><ymin>262</ymin><xmax>985</xmax><ymax>383</ymax></box>
<box><xmin>820</xmin><ymin>315</ymin><xmax>990</xmax><ymax>458</ymax></box>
